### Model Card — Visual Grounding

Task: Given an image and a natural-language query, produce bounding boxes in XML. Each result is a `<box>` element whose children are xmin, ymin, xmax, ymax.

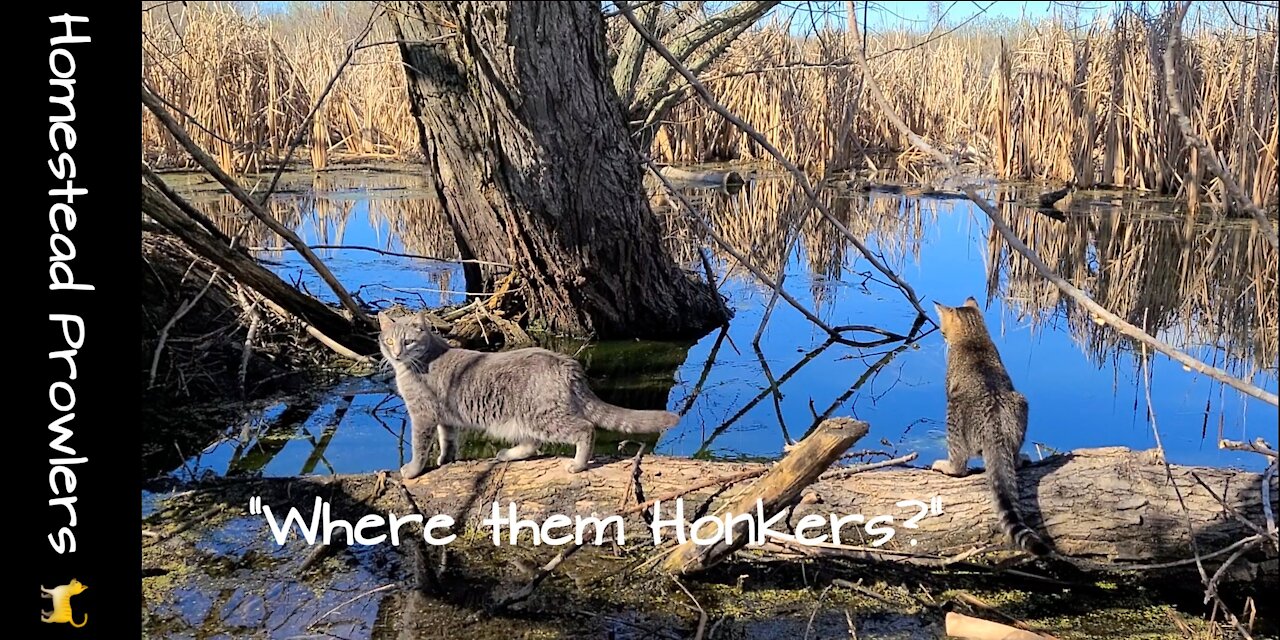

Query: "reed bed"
<box><xmin>648</xmin><ymin>172</ymin><xmax>940</xmax><ymax>312</ymax></box>
<box><xmin>659</xmin><ymin>11</ymin><xmax>1278</xmax><ymax>214</ymax></box>
<box><xmin>989</xmin><ymin>188</ymin><xmax>1279</xmax><ymax>379</ymax></box>
<box><xmin>142</xmin><ymin>2</ymin><xmax>417</xmax><ymax>173</ymax></box>
<box><xmin>143</xmin><ymin>3</ymin><xmax>1277</xmax><ymax>217</ymax></box>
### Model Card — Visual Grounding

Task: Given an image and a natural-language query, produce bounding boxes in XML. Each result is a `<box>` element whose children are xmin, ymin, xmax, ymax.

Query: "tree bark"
<box><xmin>402</xmin><ymin>446</ymin><xmax>1277</xmax><ymax>577</ymax></box>
<box><xmin>389</xmin><ymin>1</ymin><xmax>729</xmax><ymax>339</ymax></box>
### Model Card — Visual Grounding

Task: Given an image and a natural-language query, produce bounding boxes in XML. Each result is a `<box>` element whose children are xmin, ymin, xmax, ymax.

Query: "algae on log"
<box><xmin>388</xmin><ymin>1</ymin><xmax>729</xmax><ymax>340</ymax></box>
<box><xmin>401</xmin><ymin>447</ymin><xmax>1277</xmax><ymax>577</ymax></box>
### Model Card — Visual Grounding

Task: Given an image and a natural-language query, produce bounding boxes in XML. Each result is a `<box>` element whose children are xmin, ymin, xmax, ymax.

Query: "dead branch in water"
<box><xmin>842</xmin><ymin>4</ymin><xmax>1278</xmax><ymax>408</ymax></box>
<box><xmin>142</xmin><ymin>84</ymin><xmax>371</xmax><ymax>327</ymax></box>
<box><xmin>142</xmin><ymin>176</ymin><xmax>376</xmax><ymax>358</ymax></box>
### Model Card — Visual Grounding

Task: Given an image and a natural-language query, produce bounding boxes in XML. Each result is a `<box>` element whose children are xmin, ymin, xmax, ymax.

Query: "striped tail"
<box><xmin>986</xmin><ymin>449</ymin><xmax>1051</xmax><ymax>557</ymax></box>
<box><xmin>583</xmin><ymin>397</ymin><xmax>679</xmax><ymax>434</ymax></box>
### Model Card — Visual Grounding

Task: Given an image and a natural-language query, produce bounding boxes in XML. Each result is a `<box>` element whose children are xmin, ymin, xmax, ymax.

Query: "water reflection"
<box><xmin>161</xmin><ymin>163</ymin><xmax>1277</xmax><ymax>476</ymax></box>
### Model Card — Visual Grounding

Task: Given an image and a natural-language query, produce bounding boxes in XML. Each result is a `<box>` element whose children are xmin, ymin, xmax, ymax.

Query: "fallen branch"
<box><xmin>142</xmin><ymin>85</ymin><xmax>371</xmax><ymax>327</ymax></box>
<box><xmin>142</xmin><ymin>178</ymin><xmax>376</xmax><ymax>357</ymax></box>
<box><xmin>399</xmin><ymin>447</ymin><xmax>1276</xmax><ymax>574</ymax></box>
<box><xmin>945</xmin><ymin>612</ymin><xmax>1050</xmax><ymax>640</ymax></box>
<box><xmin>662</xmin><ymin>417</ymin><xmax>869</xmax><ymax>574</ymax></box>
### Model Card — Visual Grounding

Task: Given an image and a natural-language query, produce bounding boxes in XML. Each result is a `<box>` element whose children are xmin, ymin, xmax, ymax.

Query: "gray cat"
<box><xmin>379</xmin><ymin>311</ymin><xmax>680</xmax><ymax>478</ymax></box>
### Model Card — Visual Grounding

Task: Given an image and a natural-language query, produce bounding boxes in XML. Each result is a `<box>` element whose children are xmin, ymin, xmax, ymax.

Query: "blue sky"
<box><xmin>247</xmin><ymin>1</ymin><xmax>1272</xmax><ymax>33</ymax></box>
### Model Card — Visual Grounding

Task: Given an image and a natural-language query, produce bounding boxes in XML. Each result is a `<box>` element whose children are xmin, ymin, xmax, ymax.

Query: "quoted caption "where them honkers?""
<box><xmin>246</xmin><ymin>496</ymin><xmax>945</xmax><ymax>548</ymax></box>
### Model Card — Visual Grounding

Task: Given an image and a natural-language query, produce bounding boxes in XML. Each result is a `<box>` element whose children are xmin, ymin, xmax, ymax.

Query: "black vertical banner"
<box><xmin>20</xmin><ymin>5</ymin><xmax>139</xmax><ymax>637</ymax></box>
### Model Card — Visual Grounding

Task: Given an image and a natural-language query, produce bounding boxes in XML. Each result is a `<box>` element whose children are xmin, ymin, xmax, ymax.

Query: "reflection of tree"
<box><xmin>650</xmin><ymin>174</ymin><xmax>939</xmax><ymax>309</ymax></box>
<box><xmin>989</xmin><ymin>186</ymin><xmax>1278</xmax><ymax>379</ymax></box>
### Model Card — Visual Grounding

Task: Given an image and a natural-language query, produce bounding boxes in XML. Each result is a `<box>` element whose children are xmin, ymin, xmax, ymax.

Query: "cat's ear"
<box><xmin>963</xmin><ymin>297</ymin><xmax>980</xmax><ymax>309</ymax></box>
<box><xmin>377</xmin><ymin>311</ymin><xmax>393</xmax><ymax>331</ymax></box>
<box><xmin>414</xmin><ymin>310</ymin><xmax>432</xmax><ymax>329</ymax></box>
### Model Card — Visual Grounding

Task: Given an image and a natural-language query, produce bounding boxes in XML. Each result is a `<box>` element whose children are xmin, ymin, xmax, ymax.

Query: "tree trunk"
<box><xmin>389</xmin><ymin>1</ymin><xmax>728</xmax><ymax>340</ymax></box>
<box><xmin>402</xmin><ymin>446</ymin><xmax>1276</xmax><ymax>577</ymax></box>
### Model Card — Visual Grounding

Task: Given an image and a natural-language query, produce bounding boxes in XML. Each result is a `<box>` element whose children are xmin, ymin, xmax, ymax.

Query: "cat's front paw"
<box><xmin>401</xmin><ymin>459</ymin><xmax>429</xmax><ymax>480</ymax></box>
<box><xmin>931</xmin><ymin>460</ymin><xmax>964</xmax><ymax>476</ymax></box>
<box><xmin>564</xmin><ymin>460</ymin><xmax>589</xmax><ymax>474</ymax></box>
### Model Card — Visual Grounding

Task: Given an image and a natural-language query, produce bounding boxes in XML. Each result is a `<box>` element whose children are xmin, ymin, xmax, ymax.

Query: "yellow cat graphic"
<box><xmin>41</xmin><ymin>579</ymin><xmax>88</xmax><ymax>627</ymax></box>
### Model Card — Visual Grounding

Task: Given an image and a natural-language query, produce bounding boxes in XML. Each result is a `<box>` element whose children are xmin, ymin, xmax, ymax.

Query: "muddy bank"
<box><xmin>141</xmin><ymin>460</ymin><xmax>1273</xmax><ymax>639</ymax></box>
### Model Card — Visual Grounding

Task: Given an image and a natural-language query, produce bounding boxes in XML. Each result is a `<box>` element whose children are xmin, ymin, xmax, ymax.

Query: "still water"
<box><xmin>161</xmin><ymin>164</ymin><xmax>1278</xmax><ymax>478</ymax></box>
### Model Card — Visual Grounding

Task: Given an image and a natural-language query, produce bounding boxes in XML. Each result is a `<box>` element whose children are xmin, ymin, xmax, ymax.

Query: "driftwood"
<box><xmin>663</xmin><ymin>417</ymin><xmax>868</xmax><ymax>574</ymax></box>
<box><xmin>657</xmin><ymin>165</ymin><xmax>746</xmax><ymax>191</ymax></box>
<box><xmin>945</xmin><ymin>612</ymin><xmax>1050</xmax><ymax>640</ymax></box>
<box><xmin>402</xmin><ymin>446</ymin><xmax>1276</xmax><ymax>578</ymax></box>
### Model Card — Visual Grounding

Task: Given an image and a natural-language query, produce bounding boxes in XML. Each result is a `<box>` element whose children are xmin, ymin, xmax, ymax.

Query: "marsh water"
<box><xmin>156</xmin><ymin>163</ymin><xmax>1278</xmax><ymax>479</ymax></box>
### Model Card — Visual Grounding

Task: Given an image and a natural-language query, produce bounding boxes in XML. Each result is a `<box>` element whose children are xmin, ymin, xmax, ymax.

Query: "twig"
<box><xmin>148</xmin><ymin>265</ymin><xmax>221</xmax><ymax>388</ymax></box>
<box><xmin>671</xmin><ymin>577</ymin><xmax>708</xmax><ymax>640</ymax></box>
<box><xmin>1220</xmin><ymin>438</ymin><xmax>1278</xmax><ymax>459</ymax></box>
<box><xmin>820</xmin><ymin>452</ymin><xmax>918</xmax><ymax>480</ymax></box>
<box><xmin>249</xmin><ymin>243</ymin><xmax>514</xmax><ymax>270</ymax></box>
<box><xmin>307</xmin><ymin>583</ymin><xmax>397</xmax><ymax>629</ymax></box>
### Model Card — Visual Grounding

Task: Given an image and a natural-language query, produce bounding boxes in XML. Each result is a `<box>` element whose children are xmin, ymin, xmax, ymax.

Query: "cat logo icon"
<box><xmin>41</xmin><ymin>579</ymin><xmax>88</xmax><ymax>627</ymax></box>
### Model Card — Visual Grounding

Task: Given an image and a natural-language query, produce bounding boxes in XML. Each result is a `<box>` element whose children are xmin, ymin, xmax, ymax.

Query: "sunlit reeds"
<box><xmin>142</xmin><ymin>2</ymin><xmax>417</xmax><ymax>173</ymax></box>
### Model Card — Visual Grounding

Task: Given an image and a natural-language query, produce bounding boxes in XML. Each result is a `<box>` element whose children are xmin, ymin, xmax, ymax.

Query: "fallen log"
<box><xmin>657</xmin><ymin>164</ymin><xmax>746</xmax><ymax>191</ymax></box>
<box><xmin>403</xmin><ymin>446</ymin><xmax>1277</xmax><ymax>577</ymax></box>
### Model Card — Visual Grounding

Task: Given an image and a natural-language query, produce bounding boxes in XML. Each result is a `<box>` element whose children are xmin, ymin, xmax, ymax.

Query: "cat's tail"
<box><xmin>987</xmin><ymin>400</ymin><xmax>1051</xmax><ymax>557</ymax></box>
<box><xmin>584</xmin><ymin>397</ymin><xmax>679</xmax><ymax>434</ymax></box>
<box><xmin>71</xmin><ymin>614</ymin><xmax>87</xmax><ymax>628</ymax></box>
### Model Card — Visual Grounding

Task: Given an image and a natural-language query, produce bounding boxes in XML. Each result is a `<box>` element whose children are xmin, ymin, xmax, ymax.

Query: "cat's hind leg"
<box><xmin>565</xmin><ymin>427</ymin><xmax>595</xmax><ymax>474</ymax></box>
<box><xmin>435</xmin><ymin>424</ymin><xmax>459</xmax><ymax>466</ymax></box>
<box><xmin>931</xmin><ymin>425</ymin><xmax>973</xmax><ymax>477</ymax></box>
<box><xmin>496</xmin><ymin>442</ymin><xmax>539</xmax><ymax>462</ymax></box>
